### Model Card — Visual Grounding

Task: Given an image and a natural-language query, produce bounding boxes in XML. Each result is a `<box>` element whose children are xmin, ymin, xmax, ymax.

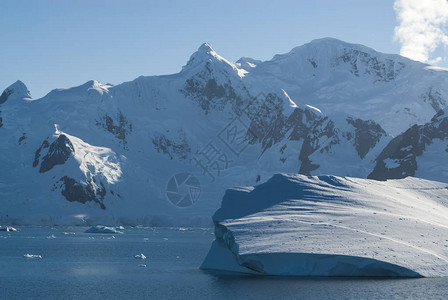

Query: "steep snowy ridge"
<box><xmin>0</xmin><ymin>80</ymin><xmax>32</xmax><ymax>102</ymax></box>
<box><xmin>244</xmin><ymin>38</ymin><xmax>448</xmax><ymax>135</ymax></box>
<box><xmin>1</xmin><ymin>39</ymin><xmax>448</xmax><ymax>225</ymax></box>
<box><xmin>43</xmin><ymin>80</ymin><xmax>111</xmax><ymax>102</ymax></box>
<box><xmin>202</xmin><ymin>174</ymin><xmax>448</xmax><ymax>277</ymax></box>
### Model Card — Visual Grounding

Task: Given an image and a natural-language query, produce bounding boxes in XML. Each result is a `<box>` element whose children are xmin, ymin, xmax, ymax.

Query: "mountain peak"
<box><xmin>182</xmin><ymin>42</ymin><xmax>240</xmax><ymax>75</ymax></box>
<box><xmin>305</xmin><ymin>37</ymin><xmax>380</xmax><ymax>54</ymax></box>
<box><xmin>197</xmin><ymin>42</ymin><xmax>214</xmax><ymax>54</ymax></box>
<box><xmin>273</xmin><ymin>38</ymin><xmax>378</xmax><ymax>61</ymax></box>
<box><xmin>6</xmin><ymin>80</ymin><xmax>30</xmax><ymax>95</ymax></box>
<box><xmin>0</xmin><ymin>80</ymin><xmax>31</xmax><ymax>104</ymax></box>
<box><xmin>182</xmin><ymin>42</ymin><xmax>217</xmax><ymax>70</ymax></box>
<box><xmin>308</xmin><ymin>37</ymin><xmax>351</xmax><ymax>44</ymax></box>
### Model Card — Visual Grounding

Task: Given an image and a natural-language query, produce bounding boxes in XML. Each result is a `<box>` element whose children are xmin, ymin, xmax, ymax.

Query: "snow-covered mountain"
<box><xmin>1</xmin><ymin>38</ymin><xmax>448</xmax><ymax>226</ymax></box>
<box><xmin>243</xmin><ymin>38</ymin><xmax>448</xmax><ymax>135</ymax></box>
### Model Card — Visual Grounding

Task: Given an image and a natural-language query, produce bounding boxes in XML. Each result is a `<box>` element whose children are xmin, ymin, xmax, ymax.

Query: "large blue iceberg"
<box><xmin>201</xmin><ymin>174</ymin><xmax>448</xmax><ymax>277</ymax></box>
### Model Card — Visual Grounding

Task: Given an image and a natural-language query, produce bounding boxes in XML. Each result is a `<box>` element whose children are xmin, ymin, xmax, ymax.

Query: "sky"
<box><xmin>1</xmin><ymin>0</ymin><xmax>447</xmax><ymax>98</ymax></box>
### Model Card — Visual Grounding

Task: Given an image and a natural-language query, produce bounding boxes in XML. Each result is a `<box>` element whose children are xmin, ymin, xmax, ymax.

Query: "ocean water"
<box><xmin>1</xmin><ymin>227</ymin><xmax>448</xmax><ymax>300</ymax></box>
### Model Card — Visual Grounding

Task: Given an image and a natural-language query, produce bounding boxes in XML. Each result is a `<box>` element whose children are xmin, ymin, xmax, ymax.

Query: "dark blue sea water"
<box><xmin>1</xmin><ymin>227</ymin><xmax>447</xmax><ymax>300</ymax></box>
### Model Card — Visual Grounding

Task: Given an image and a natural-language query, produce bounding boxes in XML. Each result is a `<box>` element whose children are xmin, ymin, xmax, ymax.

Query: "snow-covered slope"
<box><xmin>1</xmin><ymin>39</ymin><xmax>448</xmax><ymax>226</ymax></box>
<box><xmin>202</xmin><ymin>174</ymin><xmax>448</xmax><ymax>277</ymax></box>
<box><xmin>242</xmin><ymin>38</ymin><xmax>448</xmax><ymax>135</ymax></box>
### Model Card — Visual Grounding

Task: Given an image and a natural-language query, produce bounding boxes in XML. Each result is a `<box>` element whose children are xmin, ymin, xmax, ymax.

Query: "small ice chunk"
<box><xmin>46</xmin><ymin>234</ymin><xmax>56</xmax><ymax>239</ymax></box>
<box><xmin>62</xmin><ymin>232</ymin><xmax>76</xmax><ymax>235</ymax></box>
<box><xmin>24</xmin><ymin>254</ymin><xmax>42</xmax><ymax>259</ymax></box>
<box><xmin>134</xmin><ymin>253</ymin><xmax>147</xmax><ymax>260</ymax></box>
<box><xmin>0</xmin><ymin>226</ymin><xmax>18</xmax><ymax>232</ymax></box>
<box><xmin>138</xmin><ymin>264</ymin><xmax>147</xmax><ymax>268</ymax></box>
<box><xmin>85</xmin><ymin>225</ymin><xmax>122</xmax><ymax>234</ymax></box>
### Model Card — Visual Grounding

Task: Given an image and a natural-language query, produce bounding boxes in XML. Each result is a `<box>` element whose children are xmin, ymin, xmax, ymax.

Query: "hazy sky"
<box><xmin>1</xmin><ymin>0</ymin><xmax>447</xmax><ymax>98</ymax></box>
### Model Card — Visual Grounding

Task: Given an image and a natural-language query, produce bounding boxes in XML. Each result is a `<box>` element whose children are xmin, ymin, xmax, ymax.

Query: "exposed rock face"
<box><xmin>346</xmin><ymin>117</ymin><xmax>387</xmax><ymax>159</ymax></box>
<box><xmin>336</xmin><ymin>48</ymin><xmax>405</xmax><ymax>82</ymax></box>
<box><xmin>369</xmin><ymin>110</ymin><xmax>448</xmax><ymax>181</ymax></box>
<box><xmin>242</xmin><ymin>92</ymin><xmax>387</xmax><ymax>176</ymax></box>
<box><xmin>33</xmin><ymin>135</ymin><xmax>74</xmax><ymax>173</ymax></box>
<box><xmin>183</xmin><ymin>75</ymin><xmax>246</xmax><ymax>115</ymax></box>
<box><xmin>32</xmin><ymin>140</ymin><xmax>50</xmax><ymax>168</ymax></box>
<box><xmin>97</xmin><ymin>112</ymin><xmax>133</xmax><ymax>147</ymax></box>
<box><xmin>246</xmin><ymin>93</ymin><xmax>289</xmax><ymax>151</ymax></box>
<box><xmin>152</xmin><ymin>131</ymin><xmax>191</xmax><ymax>160</ymax></box>
<box><xmin>18</xmin><ymin>134</ymin><xmax>26</xmax><ymax>145</ymax></box>
<box><xmin>59</xmin><ymin>176</ymin><xmax>106</xmax><ymax>209</ymax></box>
<box><xmin>245</xmin><ymin>93</ymin><xmax>338</xmax><ymax>162</ymax></box>
<box><xmin>422</xmin><ymin>89</ymin><xmax>446</xmax><ymax>113</ymax></box>
<box><xmin>298</xmin><ymin>117</ymin><xmax>341</xmax><ymax>175</ymax></box>
<box><xmin>0</xmin><ymin>88</ymin><xmax>12</xmax><ymax>128</ymax></box>
<box><xmin>0</xmin><ymin>88</ymin><xmax>13</xmax><ymax>105</ymax></box>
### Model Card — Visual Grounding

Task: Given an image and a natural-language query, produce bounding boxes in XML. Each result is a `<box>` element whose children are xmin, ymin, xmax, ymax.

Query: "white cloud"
<box><xmin>394</xmin><ymin>0</ymin><xmax>448</xmax><ymax>64</ymax></box>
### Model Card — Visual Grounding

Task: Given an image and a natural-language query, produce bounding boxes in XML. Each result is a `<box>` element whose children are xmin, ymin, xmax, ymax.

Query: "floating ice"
<box><xmin>0</xmin><ymin>226</ymin><xmax>17</xmax><ymax>232</ymax></box>
<box><xmin>85</xmin><ymin>225</ymin><xmax>122</xmax><ymax>234</ymax></box>
<box><xmin>23</xmin><ymin>254</ymin><xmax>42</xmax><ymax>259</ymax></box>
<box><xmin>134</xmin><ymin>253</ymin><xmax>147</xmax><ymax>260</ymax></box>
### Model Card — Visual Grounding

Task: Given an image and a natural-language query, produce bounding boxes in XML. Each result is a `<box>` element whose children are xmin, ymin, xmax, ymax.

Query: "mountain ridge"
<box><xmin>1</xmin><ymin>38</ymin><xmax>448</xmax><ymax>226</ymax></box>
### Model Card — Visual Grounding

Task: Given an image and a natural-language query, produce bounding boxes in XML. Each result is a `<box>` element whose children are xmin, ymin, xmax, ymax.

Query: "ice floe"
<box><xmin>23</xmin><ymin>254</ymin><xmax>42</xmax><ymax>259</ymax></box>
<box><xmin>134</xmin><ymin>253</ymin><xmax>147</xmax><ymax>260</ymax></box>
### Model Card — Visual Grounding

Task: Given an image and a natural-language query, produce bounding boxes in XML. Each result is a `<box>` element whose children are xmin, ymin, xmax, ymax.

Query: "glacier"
<box><xmin>201</xmin><ymin>174</ymin><xmax>448</xmax><ymax>277</ymax></box>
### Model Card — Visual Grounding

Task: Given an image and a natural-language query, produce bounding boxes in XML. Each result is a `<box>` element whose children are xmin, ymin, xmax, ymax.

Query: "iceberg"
<box><xmin>201</xmin><ymin>174</ymin><xmax>448</xmax><ymax>277</ymax></box>
<box><xmin>85</xmin><ymin>225</ymin><xmax>122</xmax><ymax>234</ymax></box>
